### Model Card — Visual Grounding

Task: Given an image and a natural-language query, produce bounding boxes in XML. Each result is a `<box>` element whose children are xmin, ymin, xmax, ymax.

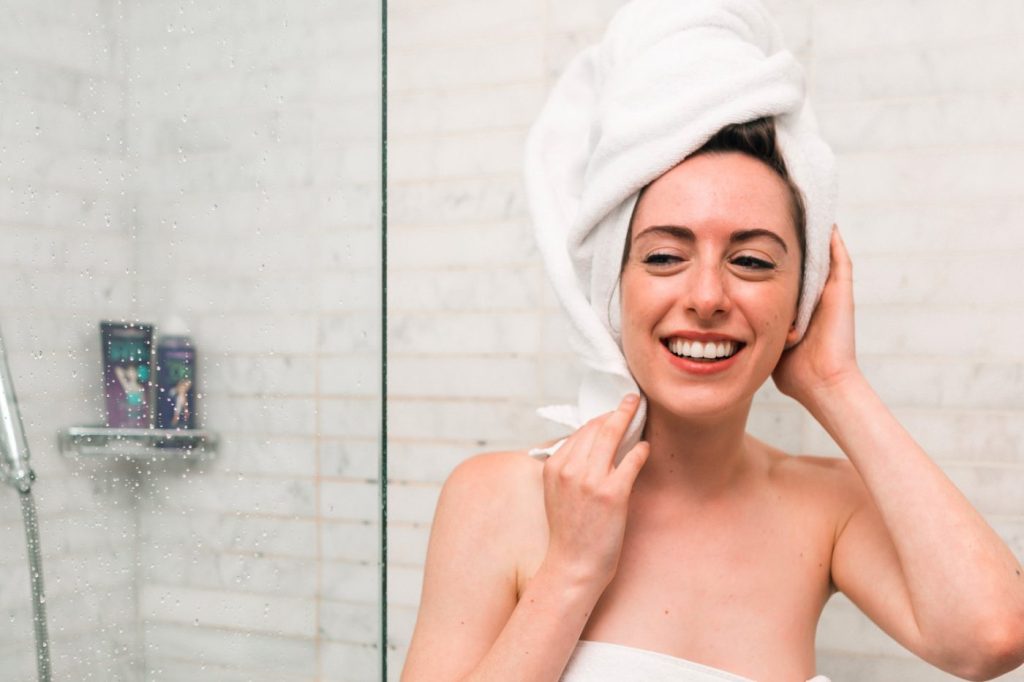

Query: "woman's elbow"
<box><xmin>952</xmin><ymin>618</ymin><xmax>1024</xmax><ymax>681</ymax></box>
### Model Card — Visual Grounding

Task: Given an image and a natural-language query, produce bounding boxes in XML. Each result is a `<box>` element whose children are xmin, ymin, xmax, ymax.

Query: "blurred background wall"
<box><xmin>1</xmin><ymin>1</ymin><xmax>143</xmax><ymax>677</ymax></box>
<box><xmin>0</xmin><ymin>1</ymin><xmax>382</xmax><ymax>680</ymax></box>
<box><xmin>386</xmin><ymin>0</ymin><xmax>1024</xmax><ymax>679</ymax></box>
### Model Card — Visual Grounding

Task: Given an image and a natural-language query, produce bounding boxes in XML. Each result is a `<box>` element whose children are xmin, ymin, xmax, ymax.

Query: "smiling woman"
<box><xmin>394</xmin><ymin>0</ymin><xmax>1024</xmax><ymax>680</ymax></box>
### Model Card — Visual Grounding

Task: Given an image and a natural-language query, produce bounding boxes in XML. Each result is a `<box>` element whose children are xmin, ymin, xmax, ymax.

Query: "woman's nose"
<box><xmin>686</xmin><ymin>263</ymin><xmax>731</xmax><ymax>319</ymax></box>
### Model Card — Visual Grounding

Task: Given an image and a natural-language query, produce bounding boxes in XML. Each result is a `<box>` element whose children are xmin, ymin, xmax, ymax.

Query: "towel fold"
<box><xmin>561</xmin><ymin>640</ymin><xmax>832</xmax><ymax>682</ymax></box>
<box><xmin>524</xmin><ymin>0</ymin><xmax>837</xmax><ymax>462</ymax></box>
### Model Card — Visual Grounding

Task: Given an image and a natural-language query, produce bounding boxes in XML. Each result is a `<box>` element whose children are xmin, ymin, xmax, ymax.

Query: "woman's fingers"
<box><xmin>613</xmin><ymin>439</ymin><xmax>651</xmax><ymax>490</ymax></box>
<box><xmin>588</xmin><ymin>394</ymin><xmax>641</xmax><ymax>472</ymax></box>
<box><xmin>547</xmin><ymin>414</ymin><xmax>604</xmax><ymax>479</ymax></box>
<box><xmin>548</xmin><ymin>394</ymin><xmax>641</xmax><ymax>475</ymax></box>
<box><xmin>829</xmin><ymin>225</ymin><xmax>853</xmax><ymax>283</ymax></box>
<box><xmin>540</xmin><ymin>394</ymin><xmax>647</xmax><ymax>588</ymax></box>
<box><xmin>822</xmin><ymin>226</ymin><xmax>856</xmax><ymax>323</ymax></box>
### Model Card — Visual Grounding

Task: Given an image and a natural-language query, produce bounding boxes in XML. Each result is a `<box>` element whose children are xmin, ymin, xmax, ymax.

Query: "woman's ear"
<box><xmin>783</xmin><ymin>317</ymin><xmax>801</xmax><ymax>349</ymax></box>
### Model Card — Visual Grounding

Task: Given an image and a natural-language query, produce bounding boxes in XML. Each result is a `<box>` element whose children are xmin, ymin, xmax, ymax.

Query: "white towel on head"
<box><xmin>524</xmin><ymin>0</ymin><xmax>837</xmax><ymax>463</ymax></box>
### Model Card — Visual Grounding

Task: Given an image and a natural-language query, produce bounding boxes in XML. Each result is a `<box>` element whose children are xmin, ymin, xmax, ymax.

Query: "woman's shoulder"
<box><xmin>445</xmin><ymin>442</ymin><xmax>549</xmax><ymax>484</ymax></box>
<box><xmin>433</xmin><ymin>443</ymin><xmax>551</xmax><ymax>578</ymax></box>
<box><xmin>778</xmin><ymin>450</ymin><xmax>855</xmax><ymax>476</ymax></box>
<box><xmin>765</xmin><ymin>446</ymin><xmax>868</xmax><ymax>525</ymax></box>
<box><xmin>438</xmin><ymin>440</ymin><xmax>556</xmax><ymax>517</ymax></box>
<box><xmin>755</xmin><ymin>432</ymin><xmax>854</xmax><ymax>481</ymax></box>
<box><xmin>776</xmin><ymin>450</ymin><xmax>863</xmax><ymax>492</ymax></box>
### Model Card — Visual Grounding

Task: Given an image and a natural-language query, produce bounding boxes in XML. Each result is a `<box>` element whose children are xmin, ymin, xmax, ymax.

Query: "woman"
<box><xmin>401</xmin><ymin>2</ymin><xmax>1024</xmax><ymax>680</ymax></box>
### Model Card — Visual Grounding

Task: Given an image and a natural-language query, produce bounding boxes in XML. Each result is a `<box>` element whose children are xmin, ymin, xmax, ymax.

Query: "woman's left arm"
<box><xmin>774</xmin><ymin>228</ymin><xmax>1024</xmax><ymax>681</ymax></box>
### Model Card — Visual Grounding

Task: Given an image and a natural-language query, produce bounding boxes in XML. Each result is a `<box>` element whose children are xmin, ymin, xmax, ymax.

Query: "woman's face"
<box><xmin>620</xmin><ymin>151</ymin><xmax>802</xmax><ymax>421</ymax></box>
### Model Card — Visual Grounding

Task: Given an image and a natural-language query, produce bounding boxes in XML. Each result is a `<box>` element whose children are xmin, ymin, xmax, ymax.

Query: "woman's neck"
<box><xmin>632</xmin><ymin>398</ymin><xmax>757</xmax><ymax>500</ymax></box>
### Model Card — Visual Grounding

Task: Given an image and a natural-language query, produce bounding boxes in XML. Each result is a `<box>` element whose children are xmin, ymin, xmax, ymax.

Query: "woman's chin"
<box><xmin>644</xmin><ymin>389</ymin><xmax>753</xmax><ymax>424</ymax></box>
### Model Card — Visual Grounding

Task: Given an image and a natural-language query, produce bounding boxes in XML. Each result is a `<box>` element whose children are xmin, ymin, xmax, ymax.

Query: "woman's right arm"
<box><xmin>401</xmin><ymin>395</ymin><xmax>649</xmax><ymax>681</ymax></box>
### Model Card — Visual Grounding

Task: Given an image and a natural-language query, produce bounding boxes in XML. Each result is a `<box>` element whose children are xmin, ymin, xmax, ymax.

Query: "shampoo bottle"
<box><xmin>100</xmin><ymin>321</ymin><xmax>155</xmax><ymax>428</ymax></box>
<box><xmin>155</xmin><ymin>317</ymin><xmax>197</xmax><ymax>430</ymax></box>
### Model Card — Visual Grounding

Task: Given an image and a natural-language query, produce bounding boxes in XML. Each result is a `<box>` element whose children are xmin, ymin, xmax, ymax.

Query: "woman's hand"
<box><xmin>541</xmin><ymin>394</ymin><xmax>650</xmax><ymax>592</ymax></box>
<box><xmin>772</xmin><ymin>226</ymin><xmax>862</xmax><ymax>409</ymax></box>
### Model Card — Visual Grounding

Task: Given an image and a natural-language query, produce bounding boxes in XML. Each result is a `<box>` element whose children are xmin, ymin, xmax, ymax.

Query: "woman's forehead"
<box><xmin>631</xmin><ymin>152</ymin><xmax>797</xmax><ymax>240</ymax></box>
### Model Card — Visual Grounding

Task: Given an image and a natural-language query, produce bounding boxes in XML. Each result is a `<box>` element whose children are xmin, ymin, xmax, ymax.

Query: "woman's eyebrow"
<box><xmin>636</xmin><ymin>225</ymin><xmax>696</xmax><ymax>242</ymax></box>
<box><xmin>731</xmin><ymin>228</ymin><xmax>788</xmax><ymax>253</ymax></box>
<box><xmin>636</xmin><ymin>225</ymin><xmax>788</xmax><ymax>253</ymax></box>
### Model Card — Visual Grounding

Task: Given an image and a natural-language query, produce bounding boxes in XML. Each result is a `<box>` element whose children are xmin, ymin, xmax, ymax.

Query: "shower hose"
<box><xmin>19</xmin><ymin>489</ymin><xmax>51</xmax><ymax>682</ymax></box>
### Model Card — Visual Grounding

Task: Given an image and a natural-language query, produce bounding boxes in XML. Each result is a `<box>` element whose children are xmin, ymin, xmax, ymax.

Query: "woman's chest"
<box><xmin>586</xmin><ymin>510</ymin><xmax>832</xmax><ymax>635</ymax></box>
<box><xmin>517</xmin><ymin>493</ymin><xmax>835</xmax><ymax>672</ymax></box>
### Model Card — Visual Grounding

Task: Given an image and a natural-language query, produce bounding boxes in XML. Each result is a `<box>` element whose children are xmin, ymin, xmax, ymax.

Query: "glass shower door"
<box><xmin>0</xmin><ymin>1</ymin><xmax>384</xmax><ymax>680</ymax></box>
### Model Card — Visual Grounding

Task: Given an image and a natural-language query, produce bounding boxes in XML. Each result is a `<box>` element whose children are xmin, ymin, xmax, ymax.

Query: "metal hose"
<box><xmin>19</xmin><ymin>490</ymin><xmax>51</xmax><ymax>682</ymax></box>
<box><xmin>0</xmin><ymin>327</ymin><xmax>51</xmax><ymax>679</ymax></box>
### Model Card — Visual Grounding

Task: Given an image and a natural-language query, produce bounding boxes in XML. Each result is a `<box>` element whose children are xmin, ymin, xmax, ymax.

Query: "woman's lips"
<box><xmin>660</xmin><ymin>339</ymin><xmax>744</xmax><ymax>375</ymax></box>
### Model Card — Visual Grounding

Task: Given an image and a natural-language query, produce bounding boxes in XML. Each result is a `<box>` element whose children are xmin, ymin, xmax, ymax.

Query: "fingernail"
<box><xmin>622</xmin><ymin>393</ymin><xmax>639</xmax><ymax>405</ymax></box>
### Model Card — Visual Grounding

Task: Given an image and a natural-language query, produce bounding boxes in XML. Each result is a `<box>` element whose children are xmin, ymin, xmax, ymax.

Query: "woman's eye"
<box><xmin>643</xmin><ymin>253</ymin><xmax>682</xmax><ymax>266</ymax></box>
<box><xmin>732</xmin><ymin>255</ymin><xmax>775</xmax><ymax>270</ymax></box>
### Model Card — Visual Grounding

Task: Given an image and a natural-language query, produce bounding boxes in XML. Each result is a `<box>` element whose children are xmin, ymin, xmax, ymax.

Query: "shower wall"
<box><xmin>798</xmin><ymin>2</ymin><xmax>1024</xmax><ymax>677</ymax></box>
<box><xmin>385</xmin><ymin>1</ymin><xmax>562</xmax><ymax>673</ymax></box>
<box><xmin>0</xmin><ymin>0</ymin><xmax>141</xmax><ymax>679</ymax></box>
<box><xmin>124</xmin><ymin>1</ymin><xmax>382</xmax><ymax>680</ymax></box>
<box><xmin>386</xmin><ymin>0</ymin><xmax>1024</xmax><ymax>679</ymax></box>
<box><xmin>2</xmin><ymin>0</ymin><xmax>383</xmax><ymax>681</ymax></box>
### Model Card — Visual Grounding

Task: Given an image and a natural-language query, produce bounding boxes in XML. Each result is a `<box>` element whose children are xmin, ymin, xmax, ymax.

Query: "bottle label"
<box><xmin>101</xmin><ymin>322</ymin><xmax>154</xmax><ymax>428</ymax></box>
<box><xmin>156</xmin><ymin>347</ymin><xmax>196</xmax><ymax>429</ymax></box>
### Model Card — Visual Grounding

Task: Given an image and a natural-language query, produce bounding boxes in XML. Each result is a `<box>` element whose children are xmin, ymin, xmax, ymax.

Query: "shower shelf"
<box><xmin>58</xmin><ymin>426</ymin><xmax>218</xmax><ymax>461</ymax></box>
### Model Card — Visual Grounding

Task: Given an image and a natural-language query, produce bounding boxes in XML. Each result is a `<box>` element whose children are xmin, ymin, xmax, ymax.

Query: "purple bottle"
<box><xmin>155</xmin><ymin>317</ymin><xmax>197</xmax><ymax>430</ymax></box>
<box><xmin>101</xmin><ymin>321</ymin><xmax>155</xmax><ymax>428</ymax></box>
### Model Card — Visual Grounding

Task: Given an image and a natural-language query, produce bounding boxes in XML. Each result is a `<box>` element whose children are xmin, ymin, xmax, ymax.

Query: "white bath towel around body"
<box><xmin>561</xmin><ymin>640</ymin><xmax>831</xmax><ymax>682</ymax></box>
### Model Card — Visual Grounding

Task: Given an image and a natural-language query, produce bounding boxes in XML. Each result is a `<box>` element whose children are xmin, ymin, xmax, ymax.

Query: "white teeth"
<box><xmin>666</xmin><ymin>338</ymin><xmax>738</xmax><ymax>360</ymax></box>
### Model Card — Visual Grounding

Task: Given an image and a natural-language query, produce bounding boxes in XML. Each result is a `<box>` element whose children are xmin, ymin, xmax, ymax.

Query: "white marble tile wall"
<box><xmin>121</xmin><ymin>0</ymin><xmax>382</xmax><ymax>680</ymax></box>
<box><xmin>0</xmin><ymin>0</ymin><xmax>142</xmax><ymax>680</ymax></box>
<box><xmin>386</xmin><ymin>0</ymin><xmax>1024</xmax><ymax>679</ymax></box>
<box><xmin>387</xmin><ymin>0</ymin><xmax>596</xmax><ymax>670</ymax></box>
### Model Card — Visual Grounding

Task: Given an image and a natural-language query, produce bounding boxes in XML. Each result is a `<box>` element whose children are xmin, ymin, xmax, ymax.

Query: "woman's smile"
<box><xmin>659</xmin><ymin>333</ymin><xmax>747</xmax><ymax>374</ymax></box>
<box><xmin>660</xmin><ymin>338</ymin><xmax>745</xmax><ymax>375</ymax></box>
